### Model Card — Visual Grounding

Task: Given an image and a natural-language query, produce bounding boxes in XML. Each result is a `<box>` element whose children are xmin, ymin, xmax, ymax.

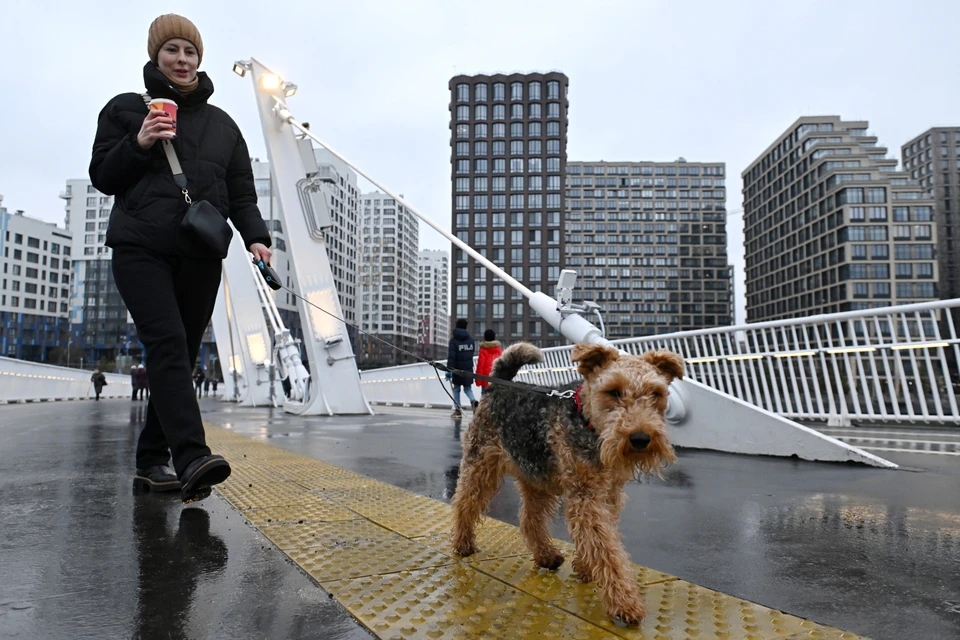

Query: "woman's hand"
<box><xmin>249</xmin><ymin>243</ymin><xmax>272</xmax><ymax>265</ymax></box>
<box><xmin>137</xmin><ymin>110</ymin><xmax>175</xmax><ymax>149</ymax></box>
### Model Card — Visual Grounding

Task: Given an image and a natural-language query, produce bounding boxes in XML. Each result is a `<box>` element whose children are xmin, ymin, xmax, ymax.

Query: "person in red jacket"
<box><xmin>475</xmin><ymin>329</ymin><xmax>503</xmax><ymax>397</ymax></box>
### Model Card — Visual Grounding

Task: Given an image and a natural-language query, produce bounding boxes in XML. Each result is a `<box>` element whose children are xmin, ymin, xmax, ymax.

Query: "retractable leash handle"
<box><xmin>254</xmin><ymin>259</ymin><xmax>282</xmax><ymax>291</ymax></box>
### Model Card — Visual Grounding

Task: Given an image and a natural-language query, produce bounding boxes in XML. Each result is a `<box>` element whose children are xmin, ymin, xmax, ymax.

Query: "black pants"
<box><xmin>112</xmin><ymin>248</ymin><xmax>221</xmax><ymax>477</ymax></box>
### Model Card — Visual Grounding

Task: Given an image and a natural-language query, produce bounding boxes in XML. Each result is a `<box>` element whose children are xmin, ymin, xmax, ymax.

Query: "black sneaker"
<box><xmin>180</xmin><ymin>455</ymin><xmax>231</xmax><ymax>504</ymax></box>
<box><xmin>472</xmin><ymin>400</ymin><xmax>479</xmax><ymax>411</ymax></box>
<box><xmin>133</xmin><ymin>466</ymin><xmax>182</xmax><ymax>493</ymax></box>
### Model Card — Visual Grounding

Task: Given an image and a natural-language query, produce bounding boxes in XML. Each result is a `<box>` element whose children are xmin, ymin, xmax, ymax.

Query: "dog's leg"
<box><xmin>516</xmin><ymin>480</ymin><xmax>564</xmax><ymax>570</ymax></box>
<box><xmin>566</xmin><ymin>487</ymin><xmax>645</xmax><ymax>626</ymax></box>
<box><xmin>450</xmin><ymin>443</ymin><xmax>504</xmax><ymax>557</ymax></box>
<box><xmin>606</xmin><ymin>481</ymin><xmax>627</xmax><ymax>526</ymax></box>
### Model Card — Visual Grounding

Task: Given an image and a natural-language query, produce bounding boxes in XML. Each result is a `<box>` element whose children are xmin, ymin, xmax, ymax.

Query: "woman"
<box><xmin>89</xmin><ymin>14</ymin><xmax>272</xmax><ymax>503</ymax></box>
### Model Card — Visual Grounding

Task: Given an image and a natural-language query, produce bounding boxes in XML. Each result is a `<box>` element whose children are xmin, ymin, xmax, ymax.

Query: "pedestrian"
<box><xmin>139</xmin><ymin>364</ymin><xmax>151</xmax><ymax>401</ymax></box>
<box><xmin>203</xmin><ymin>369</ymin><xmax>211</xmax><ymax>397</ymax></box>
<box><xmin>89</xmin><ymin>14</ymin><xmax>272</xmax><ymax>502</ymax></box>
<box><xmin>194</xmin><ymin>366</ymin><xmax>205</xmax><ymax>400</ymax></box>
<box><xmin>446</xmin><ymin>319</ymin><xmax>477</xmax><ymax>418</ymax></box>
<box><xmin>211</xmin><ymin>370</ymin><xmax>219</xmax><ymax>396</ymax></box>
<box><xmin>475</xmin><ymin>329</ymin><xmax>503</xmax><ymax>397</ymax></box>
<box><xmin>91</xmin><ymin>369</ymin><xmax>107</xmax><ymax>401</ymax></box>
<box><xmin>135</xmin><ymin>364</ymin><xmax>148</xmax><ymax>400</ymax></box>
<box><xmin>130</xmin><ymin>365</ymin><xmax>140</xmax><ymax>401</ymax></box>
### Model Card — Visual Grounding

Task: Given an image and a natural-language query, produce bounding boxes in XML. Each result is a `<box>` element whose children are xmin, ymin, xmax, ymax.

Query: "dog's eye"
<box><xmin>608</xmin><ymin>389</ymin><xmax>622</xmax><ymax>401</ymax></box>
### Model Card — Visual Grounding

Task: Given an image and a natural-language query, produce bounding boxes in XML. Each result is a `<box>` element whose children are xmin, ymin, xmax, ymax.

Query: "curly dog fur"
<box><xmin>450</xmin><ymin>341</ymin><xmax>682</xmax><ymax>625</ymax></box>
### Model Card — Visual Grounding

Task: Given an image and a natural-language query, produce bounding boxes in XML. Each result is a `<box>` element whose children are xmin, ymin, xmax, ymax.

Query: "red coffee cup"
<box><xmin>148</xmin><ymin>98</ymin><xmax>178</xmax><ymax>138</ymax></box>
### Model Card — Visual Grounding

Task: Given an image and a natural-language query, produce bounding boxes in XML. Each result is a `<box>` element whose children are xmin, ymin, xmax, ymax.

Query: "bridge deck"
<box><xmin>3</xmin><ymin>399</ymin><xmax>959</xmax><ymax>639</ymax></box>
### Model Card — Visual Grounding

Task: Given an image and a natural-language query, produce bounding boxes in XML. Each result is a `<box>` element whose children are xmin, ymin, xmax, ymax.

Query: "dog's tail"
<box><xmin>491</xmin><ymin>342</ymin><xmax>543</xmax><ymax>381</ymax></box>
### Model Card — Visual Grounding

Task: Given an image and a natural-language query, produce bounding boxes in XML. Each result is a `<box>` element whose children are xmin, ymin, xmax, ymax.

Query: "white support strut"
<box><xmin>241</xmin><ymin>58</ymin><xmax>371</xmax><ymax>416</ymax></box>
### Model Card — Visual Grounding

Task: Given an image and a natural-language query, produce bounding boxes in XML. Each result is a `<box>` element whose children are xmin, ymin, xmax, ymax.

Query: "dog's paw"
<box><xmin>451</xmin><ymin>541</ymin><xmax>478</xmax><ymax>557</ymax></box>
<box><xmin>534</xmin><ymin>552</ymin><xmax>564</xmax><ymax>571</ymax></box>
<box><xmin>572</xmin><ymin>558</ymin><xmax>595</xmax><ymax>583</ymax></box>
<box><xmin>609</xmin><ymin>599</ymin><xmax>646</xmax><ymax>627</ymax></box>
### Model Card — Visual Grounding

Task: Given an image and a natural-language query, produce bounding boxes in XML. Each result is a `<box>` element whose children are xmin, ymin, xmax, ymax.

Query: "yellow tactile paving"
<box><xmin>203</xmin><ymin>424</ymin><xmax>870</xmax><ymax>640</ymax></box>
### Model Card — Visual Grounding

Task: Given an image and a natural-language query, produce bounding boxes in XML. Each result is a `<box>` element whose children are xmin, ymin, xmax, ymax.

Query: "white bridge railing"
<box><xmin>362</xmin><ymin>299</ymin><xmax>960</xmax><ymax>426</ymax></box>
<box><xmin>0</xmin><ymin>357</ymin><xmax>131</xmax><ymax>403</ymax></box>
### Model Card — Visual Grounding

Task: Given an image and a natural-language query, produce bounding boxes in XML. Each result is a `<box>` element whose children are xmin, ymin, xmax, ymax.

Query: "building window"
<box><xmin>528</xmin><ymin>81</ymin><xmax>541</xmax><ymax>100</ymax></box>
<box><xmin>511</xmin><ymin>104</ymin><xmax>523</xmax><ymax>119</ymax></box>
<box><xmin>547</xmin><ymin>103</ymin><xmax>560</xmax><ymax>118</ymax></box>
<box><xmin>475</xmin><ymin>159</ymin><xmax>488</xmax><ymax>172</ymax></box>
<box><xmin>492</xmin><ymin>123</ymin><xmax>505</xmax><ymax>138</ymax></box>
<box><xmin>456</xmin><ymin>124</ymin><xmax>469</xmax><ymax>139</ymax></box>
<box><xmin>493</xmin><ymin>159</ymin><xmax>506</xmax><ymax>174</ymax></box>
<box><xmin>547</xmin><ymin>81</ymin><xmax>560</xmax><ymax>99</ymax></box>
<box><xmin>456</xmin><ymin>177</ymin><xmax>469</xmax><ymax>193</ymax></box>
<box><xmin>546</xmin><ymin>157</ymin><xmax>560</xmax><ymax>172</ymax></box>
<box><xmin>456</xmin><ymin>83</ymin><xmax>469</xmax><ymax>102</ymax></box>
<box><xmin>474</xmin><ymin>123</ymin><xmax>488</xmax><ymax>138</ymax></box>
<box><xmin>493</xmin><ymin>83</ymin><xmax>505</xmax><ymax>101</ymax></box>
<box><xmin>474</xmin><ymin>176</ymin><xmax>488</xmax><ymax>192</ymax></box>
<box><xmin>511</xmin><ymin>82</ymin><xmax>523</xmax><ymax>100</ymax></box>
<box><xmin>546</xmin><ymin>139</ymin><xmax>560</xmax><ymax>154</ymax></box>
<box><xmin>528</xmin><ymin>139</ymin><xmax>541</xmax><ymax>154</ymax></box>
<box><xmin>456</xmin><ymin>160</ymin><xmax>469</xmax><ymax>174</ymax></box>
<box><xmin>547</xmin><ymin>121</ymin><xmax>559</xmax><ymax>136</ymax></box>
<box><xmin>474</xmin><ymin>141</ymin><xmax>487</xmax><ymax>156</ymax></box>
<box><xmin>475</xmin><ymin>104</ymin><xmax>487</xmax><ymax>121</ymax></box>
<box><xmin>492</xmin><ymin>141</ymin><xmax>505</xmax><ymax>156</ymax></box>
<box><xmin>493</xmin><ymin>104</ymin><xmax>505</xmax><ymax>120</ymax></box>
<box><xmin>456</xmin><ymin>105</ymin><xmax>469</xmax><ymax>121</ymax></box>
<box><xmin>867</xmin><ymin>188</ymin><xmax>886</xmax><ymax>203</ymax></box>
<box><xmin>475</xmin><ymin>83</ymin><xmax>487</xmax><ymax>101</ymax></box>
<box><xmin>529</xmin><ymin>158</ymin><xmax>543</xmax><ymax>172</ymax></box>
<box><xmin>510</xmin><ymin>140</ymin><xmax>524</xmax><ymax>156</ymax></box>
<box><xmin>456</xmin><ymin>142</ymin><xmax>469</xmax><ymax>157</ymax></box>
<box><xmin>529</xmin><ymin>103</ymin><xmax>542</xmax><ymax>118</ymax></box>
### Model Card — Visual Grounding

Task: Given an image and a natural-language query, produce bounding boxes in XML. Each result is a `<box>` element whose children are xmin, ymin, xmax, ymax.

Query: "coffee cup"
<box><xmin>148</xmin><ymin>98</ymin><xmax>178</xmax><ymax>138</ymax></box>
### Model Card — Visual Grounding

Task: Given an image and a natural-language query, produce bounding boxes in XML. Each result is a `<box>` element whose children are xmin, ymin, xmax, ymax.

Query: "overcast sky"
<box><xmin>2</xmin><ymin>0</ymin><xmax>958</xmax><ymax>323</ymax></box>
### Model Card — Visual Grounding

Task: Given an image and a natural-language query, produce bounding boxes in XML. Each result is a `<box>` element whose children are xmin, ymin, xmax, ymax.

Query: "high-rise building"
<box><xmin>743</xmin><ymin>116</ymin><xmax>938</xmax><ymax>322</ymax></box>
<box><xmin>59</xmin><ymin>179</ymin><xmax>137</xmax><ymax>366</ymax></box>
<box><xmin>418</xmin><ymin>249</ymin><xmax>449</xmax><ymax>361</ymax></box>
<box><xmin>357</xmin><ymin>191</ymin><xmax>419</xmax><ymax>368</ymax></box>
<box><xmin>564</xmin><ymin>160</ymin><xmax>731</xmax><ymax>337</ymax></box>
<box><xmin>449</xmin><ymin>72</ymin><xmax>569</xmax><ymax>347</ymax></box>
<box><xmin>901</xmin><ymin>127</ymin><xmax>960</xmax><ymax>301</ymax></box>
<box><xmin>0</xmin><ymin>197</ymin><xmax>74</xmax><ymax>362</ymax></box>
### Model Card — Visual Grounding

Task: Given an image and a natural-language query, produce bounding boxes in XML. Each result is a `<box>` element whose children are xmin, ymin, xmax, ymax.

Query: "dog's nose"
<box><xmin>629</xmin><ymin>432</ymin><xmax>651</xmax><ymax>450</ymax></box>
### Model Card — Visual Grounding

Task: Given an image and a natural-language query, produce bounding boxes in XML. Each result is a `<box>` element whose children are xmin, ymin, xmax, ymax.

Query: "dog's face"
<box><xmin>571</xmin><ymin>343</ymin><xmax>682</xmax><ymax>476</ymax></box>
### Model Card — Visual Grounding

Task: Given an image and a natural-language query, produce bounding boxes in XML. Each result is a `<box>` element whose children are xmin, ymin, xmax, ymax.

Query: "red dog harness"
<box><xmin>573</xmin><ymin>385</ymin><xmax>594</xmax><ymax>431</ymax></box>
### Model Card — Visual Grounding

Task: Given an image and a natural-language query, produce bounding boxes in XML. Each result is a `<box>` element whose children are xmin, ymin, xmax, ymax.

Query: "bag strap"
<box><xmin>141</xmin><ymin>93</ymin><xmax>191</xmax><ymax>203</ymax></box>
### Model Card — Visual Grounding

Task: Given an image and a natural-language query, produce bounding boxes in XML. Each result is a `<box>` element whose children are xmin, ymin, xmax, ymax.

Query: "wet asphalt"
<box><xmin>1</xmin><ymin>397</ymin><xmax>959</xmax><ymax>640</ymax></box>
<box><xmin>0</xmin><ymin>400</ymin><xmax>372</xmax><ymax>640</ymax></box>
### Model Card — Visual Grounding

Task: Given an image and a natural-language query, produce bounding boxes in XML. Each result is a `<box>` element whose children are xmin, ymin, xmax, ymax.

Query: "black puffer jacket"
<box><xmin>89</xmin><ymin>63</ymin><xmax>270</xmax><ymax>257</ymax></box>
<box><xmin>446</xmin><ymin>328</ymin><xmax>476</xmax><ymax>386</ymax></box>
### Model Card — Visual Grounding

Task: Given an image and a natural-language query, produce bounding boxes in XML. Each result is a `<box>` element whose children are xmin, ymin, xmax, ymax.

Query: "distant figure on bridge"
<box><xmin>133</xmin><ymin>364</ymin><xmax>149</xmax><ymax>401</ymax></box>
<box><xmin>475</xmin><ymin>329</ymin><xmax>503</xmax><ymax>397</ymax></box>
<box><xmin>88</xmin><ymin>13</ymin><xmax>273</xmax><ymax>503</ymax></box>
<box><xmin>194</xmin><ymin>366</ymin><xmax>205</xmax><ymax>399</ymax></box>
<box><xmin>138</xmin><ymin>364</ymin><xmax>150</xmax><ymax>401</ymax></box>
<box><xmin>130</xmin><ymin>365</ymin><xmax>139</xmax><ymax>401</ymax></box>
<box><xmin>446</xmin><ymin>319</ymin><xmax>477</xmax><ymax>418</ymax></box>
<box><xmin>91</xmin><ymin>369</ymin><xmax>107</xmax><ymax>402</ymax></box>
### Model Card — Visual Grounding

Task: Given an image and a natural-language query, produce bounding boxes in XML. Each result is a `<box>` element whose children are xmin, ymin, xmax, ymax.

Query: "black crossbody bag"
<box><xmin>141</xmin><ymin>94</ymin><xmax>233</xmax><ymax>258</ymax></box>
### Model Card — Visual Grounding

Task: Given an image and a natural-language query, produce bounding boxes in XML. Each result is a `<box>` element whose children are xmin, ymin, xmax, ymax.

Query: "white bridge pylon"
<box><xmin>221</xmin><ymin>57</ymin><xmax>895</xmax><ymax>467</ymax></box>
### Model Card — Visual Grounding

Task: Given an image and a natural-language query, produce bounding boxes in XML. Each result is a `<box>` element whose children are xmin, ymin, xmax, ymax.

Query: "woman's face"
<box><xmin>157</xmin><ymin>38</ymin><xmax>199</xmax><ymax>83</ymax></box>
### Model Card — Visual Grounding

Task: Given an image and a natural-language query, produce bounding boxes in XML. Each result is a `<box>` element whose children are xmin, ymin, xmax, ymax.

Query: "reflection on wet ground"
<box><xmin>0</xmin><ymin>400</ymin><xmax>372</xmax><ymax>640</ymax></box>
<box><xmin>207</xmin><ymin>402</ymin><xmax>960</xmax><ymax>640</ymax></box>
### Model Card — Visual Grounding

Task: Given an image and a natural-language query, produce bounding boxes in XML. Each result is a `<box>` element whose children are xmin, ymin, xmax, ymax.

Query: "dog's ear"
<box><xmin>641</xmin><ymin>350</ymin><xmax>684</xmax><ymax>382</ymax></box>
<box><xmin>572</xmin><ymin>343</ymin><xmax>620</xmax><ymax>378</ymax></box>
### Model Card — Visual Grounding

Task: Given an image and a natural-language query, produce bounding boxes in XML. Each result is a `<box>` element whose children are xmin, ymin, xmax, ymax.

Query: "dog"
<box><xmin>450</xmin><ymin>341</ymin><xmax>682</xmax><ymax>625</ymax></box>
